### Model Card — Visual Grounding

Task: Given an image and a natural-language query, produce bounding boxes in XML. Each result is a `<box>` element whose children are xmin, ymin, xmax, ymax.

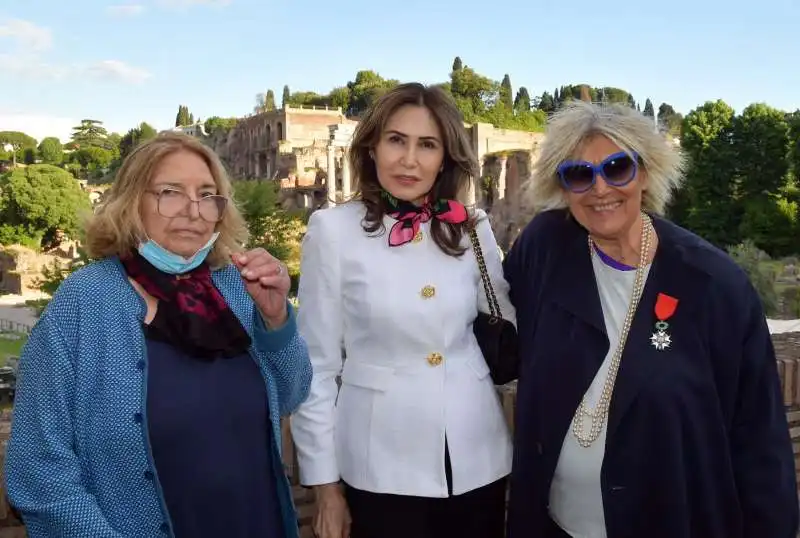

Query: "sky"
<box><xmin>1</xmin><ymin>0</ymin><xmax>799</xmax><ymax>143</ymax></box>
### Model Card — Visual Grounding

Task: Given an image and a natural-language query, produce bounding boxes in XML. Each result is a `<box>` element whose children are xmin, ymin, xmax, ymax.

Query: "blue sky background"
<box><xmin>1</xmin><ymin>0</ymin><xmax>798</xmax><ymax>142</ymax></box>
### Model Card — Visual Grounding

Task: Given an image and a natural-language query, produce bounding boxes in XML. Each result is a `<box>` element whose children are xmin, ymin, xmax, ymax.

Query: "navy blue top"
<box><xmin>503</xmin><ymin>210</ymin><xmax>798</xmax><ymax>538</ymax></box>
<box><xmin>145</xmin><ymin>335</ymin><xmax>285</xmax><ymax>538</ymax></box>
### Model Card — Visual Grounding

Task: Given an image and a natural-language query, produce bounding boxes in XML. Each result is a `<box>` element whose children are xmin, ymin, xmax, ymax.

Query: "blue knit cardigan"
<box><xmin>4</xmin><ymin>257</ymin><xmax>312</xmax><ymax>538</ymax></box>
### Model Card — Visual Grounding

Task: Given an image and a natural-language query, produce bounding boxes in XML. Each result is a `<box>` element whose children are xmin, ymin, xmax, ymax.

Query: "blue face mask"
<box><xmin>137</xmin><ymin>232</ymin><xmax>220</xmax><ymax>275</ymax></box>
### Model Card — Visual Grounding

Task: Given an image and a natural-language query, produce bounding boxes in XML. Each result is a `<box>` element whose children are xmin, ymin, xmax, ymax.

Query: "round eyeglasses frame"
<box><xmin>146</xmin><ymin>189</ymin><xmax>228</xmax><ymax>223</ymax></box>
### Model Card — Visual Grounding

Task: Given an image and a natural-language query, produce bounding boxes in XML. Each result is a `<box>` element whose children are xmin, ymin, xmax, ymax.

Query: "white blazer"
<box><xmin>290</xmin><ymin>201</ymin><xmax>515</xmax><ymax>498</ymax></box>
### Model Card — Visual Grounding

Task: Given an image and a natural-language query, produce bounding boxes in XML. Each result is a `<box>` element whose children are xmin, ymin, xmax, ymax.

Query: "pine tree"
<box><xmin>537</xmin><ymin>92</ymin><xmax>555</xmax><ymax>113</ymax></box>
<box><xmin>282</xmin><ymin>85</ymin><xmax>291</xmax><ymax>108</ymax></box>
<box><xmin>452</xmin><ymin>56</ymin><xmax>463</xmax><ymax>71</ymax></box>
<box><xmin>513</xmin><ymin>87</ymin><xmax>531</xmax><ymax>112</ymax></box>
<box><xmin>643</xmin><ymin>98</ymin><xmax>655</xmax><ymax>118</ymax></box>
<box><xmin>265</xmin><ymin>90</ymin><xmax>276</xmax><ymax>111</ymax></box>
<box><xmin>175</xmin><ymin>105</ymin><xmax>192</xmax><ymax>127</ymax></box>
<box><xmin>500</xmin><ymin>74</ymin><xmax>513</xmax><ymax>109</ymax></box>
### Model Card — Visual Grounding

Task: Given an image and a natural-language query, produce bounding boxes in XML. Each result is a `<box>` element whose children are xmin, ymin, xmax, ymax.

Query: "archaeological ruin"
<box><xmin>205</xmin><ymin>105</ymin><xmax>545</xmax><ymax>243</ymax></box>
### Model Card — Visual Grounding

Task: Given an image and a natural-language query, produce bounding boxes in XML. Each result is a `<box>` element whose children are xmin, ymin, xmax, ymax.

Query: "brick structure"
<box><xmin>1</xmin><ymin>333</ymin><xmax>799</xmax><ymax>536</ymax></box>
<box><xmin>207</xmin><ymin>106</ymin><xmax>544</xmax><ymax>213</ymax></box>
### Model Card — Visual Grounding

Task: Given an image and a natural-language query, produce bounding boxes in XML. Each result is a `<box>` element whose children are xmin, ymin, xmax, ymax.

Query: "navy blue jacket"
<box><xmin>503</xmin><ymin>209</ymin><xmax>798</xmax><ymax>538</ymax></box>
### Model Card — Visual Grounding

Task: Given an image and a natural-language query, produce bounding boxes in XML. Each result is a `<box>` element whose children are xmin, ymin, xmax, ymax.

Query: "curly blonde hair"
<box><xmin>525</xmin><ymin>100</ymin><xmax>686</xmax><ymax>215</ymax></box>
<box><xmin>84</xmin><ymin>132</ymin><xmax>248</xmax><ymax>268</ymax></box>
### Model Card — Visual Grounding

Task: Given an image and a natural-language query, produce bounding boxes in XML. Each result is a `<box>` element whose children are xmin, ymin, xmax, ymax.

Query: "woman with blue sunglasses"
<box><xmin>504</xmin><ymin>101</ymin><xmax>798</xmax><ymax>538</ymax></box>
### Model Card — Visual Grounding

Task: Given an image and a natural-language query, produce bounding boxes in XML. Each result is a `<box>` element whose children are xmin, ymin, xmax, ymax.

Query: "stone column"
<box><xmin>465</xmin><ymin>175</ymin><xmax>477</xmax><ymax>207</ymax></box>
<box><xmin>496</xmin><ymin>155</ymin><xmax>508</xmax><ymax>201</ymax></box>
<box><xmin>327</xmin><ymin>145</ymin><xmax>337</xmax><ymax>205</ymax></box>
<box><xmin>341</xmin><ymin>150</ymin><xmax>352</xmax><ymax>199</ymax></box>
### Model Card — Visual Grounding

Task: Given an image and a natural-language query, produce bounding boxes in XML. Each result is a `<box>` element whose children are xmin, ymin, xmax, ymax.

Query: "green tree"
<box><xmin>232</xmin><ymin>180</ymin><xmax>306</xmax><ymax>294</ymax></box>
<box><xmin>733</xmin><ymin>103</ymin><xmax>790</xmax><ymax>198</ymax></box>
<box><xmin>514</xmin><ymin>87</ymin><xmax>531</xmax><ymax>112</ymax></box>
<box><xmin>119</xmin><ymin>122</ymin><xmax>158</xmax><ymax>160</ymax></box>
<box><xmin>0</xmin><ymin>131</ymin><xmax>37</xmax><ymax>167</ymax></box>
<box><xmin>679</xmin><ymin>100</ymin><xmax>738</xmax><ymax>247</ymax></box>
<box><xmin>71</xmin><ymin>119</ymin><xmax>110</xmax><ymax>150</ymax></box>
<box><xmin>74</xmin><ymin>147</ymin><xmax>114</xmax><ymax>170</ymax></box>
<box><xmin>787</xmin><ymin>110</ymin><xmax>800</xmax><ymax>183</ymax></box>
<box><xmin>254</xmin><ymin>91</ymin><xmax>277</xmax><ymax>113</ymax></box>
<box><xmin>282</xmin><ymin>85</ymin><xmax>291</xmax><ymax>108</ymax></box>
<box><xmin>175</xmin><ymin>105</ymin><xmax>192</xmax><ymax>127</ymax></box>
<box><xmin>204</xmin><ymin>117</ymin><xmax>238</xmax><ymax>135</ymax></box>
<box><xmin>536</xmin><ymin>92</ymin><xmax>555</xmax><ymax>114</ymax></box>
<box><xmin>738</xmin><ymin>195</ymin><xmax>797</xmax><ymax>257</ymax></box>
<box><xmin>0</xmin><ymin>165</ymin><xmax>92</xmax><ymax>248</ymax></box>
<box><xmin>732</xmin><ymin>103</ymin><xmax>793</xmax><ymax>255</ymax></box>
<box><xmin>452</xmin><ymin>56</ymin><xmax>463</xmax><ymax>71</ymax></box>
<box><xmin>657</xmin><ymin>103</ymin><xmax>683</xmax><ymax>136</ymax></box>
<box><xmin>450</xmin><ymin>65</ymin><xmax>497</xmax><ymax>121</ymax></box>
<box><xmin>328</xmin><ymin>86</ymin><xmax>350</xmax><ymax>112</ymax></box>
<box><xmin>346</xmin><ymin>70</ymin><xmax>399</xmax><ymax>116</ymax></box>
<box><xmin>265</xmin><ymin>90</ymin><xmax>276</xmax><ymax>111</ymax></box>
<box><xmin>499</xmin><ymin>74</ymin><xmax>513</xmax><ymax>109</ymax></box>
<box><xmin>596</xmin><ymin>87</ymin><xmax>633</xmax><ymax>105</ymax></box>
<box><xmin>727</xmin><ymin>240</ymin><xmax>779</xmax><ymax>315</ymax></box>
<box><xmin>23</xmin><ymin>148</ymin><xmax>36</xmax><ymax>165</ymax></box>
<box><xmin>642</xmin><ymin>99</ymin><xmax>654</xmax><ymax>118</ymax></box>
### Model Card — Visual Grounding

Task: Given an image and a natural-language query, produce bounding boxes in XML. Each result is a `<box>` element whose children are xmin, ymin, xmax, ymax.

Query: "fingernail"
<box><xmin>239</xmin><ymin>256</ymin><xmax>247</xmax><ymax>263</ymax></box>
<box><xmin>241</xmin><ymin>269</ymin><xmax>249</xmax><ymax>277</ymax></box>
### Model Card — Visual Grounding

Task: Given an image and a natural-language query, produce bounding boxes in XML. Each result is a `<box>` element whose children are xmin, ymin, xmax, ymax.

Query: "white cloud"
<box><xmin>0</xmin><ymin>53</ymin><xmax>72</xmax><ymax>80</ymax></box>
<box><xmin>0</xmin><ymin>18</ymin><xmax>52</xmax><ymax>52</ymax></box>
<box><xmin>106</xmin><ymin>4</ymin><xmax>146</xmax><ymax>17</ymax></box>
<box><xmin>0</xmin><ymin>54</ymin><xmax>151</xmax><ymax>84</ymax></box>
<box><xmin>85</xmin><ymin>60</ymin><xmax>152</xmax><ymax>84</ymax></box>
<box><xmin>157</xmin><ymin>0</ymin><xmax>232</xmax><ymax>8</ymax></box>
<box><xmin>0</xmin><ymin>17</ymin><xmax>151</xmax><ymax>84</ymax></box>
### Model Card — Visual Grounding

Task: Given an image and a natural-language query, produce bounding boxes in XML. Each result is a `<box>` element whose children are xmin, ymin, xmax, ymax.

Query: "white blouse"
<box><xmin>290</xmin><ymin>201</ymin><xmax>515</xmax><ymax>497</ymax></box>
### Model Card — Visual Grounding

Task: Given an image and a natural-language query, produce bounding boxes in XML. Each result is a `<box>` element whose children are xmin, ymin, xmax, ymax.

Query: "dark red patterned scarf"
<box><xmin>121</xmin><ymin>251</ymin><xmax>252</xmax><ymax>360</ymax></box>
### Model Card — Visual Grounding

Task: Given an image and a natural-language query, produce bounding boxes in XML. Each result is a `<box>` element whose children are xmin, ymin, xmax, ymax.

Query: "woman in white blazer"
<box><xmin>291</xmin><ymin>82</ymin><xmax>515</xmax><ymax>538</ymax></box>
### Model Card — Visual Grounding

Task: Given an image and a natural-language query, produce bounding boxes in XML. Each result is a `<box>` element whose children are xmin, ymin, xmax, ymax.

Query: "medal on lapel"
<box><xmin>651</xmin><ymin>293</ymin><xmax>678</xmax><ymax>351</ymax></box>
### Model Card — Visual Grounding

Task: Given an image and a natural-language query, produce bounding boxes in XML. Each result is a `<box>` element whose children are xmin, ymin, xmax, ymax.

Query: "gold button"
<box><xmin>420</xmin><ymin>285</ymin><xmax>436</xmax><ymax>299</ymax></box>
<box><xmin>412</xmin><ymin>231</ymin><xmax>423</xmax><ymax>243</ymax></box>
<box><xmin>426</xmin><ymin>352</ymin><xmax>443</xmax><ymax>366</ymax></box>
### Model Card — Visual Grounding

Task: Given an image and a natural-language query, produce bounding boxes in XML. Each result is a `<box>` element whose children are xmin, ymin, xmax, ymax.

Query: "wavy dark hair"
<box><xmin>349</xmin><ymin>82</ymin><xmax>480</xmax><ymax>257</ymax></box>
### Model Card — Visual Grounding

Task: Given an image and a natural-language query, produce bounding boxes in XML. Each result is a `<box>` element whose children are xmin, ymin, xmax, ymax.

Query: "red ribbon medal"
<box><xmin>651</xmin><ymin>293</ymin><xmax>679</xmax><ymax>350</ymax></box>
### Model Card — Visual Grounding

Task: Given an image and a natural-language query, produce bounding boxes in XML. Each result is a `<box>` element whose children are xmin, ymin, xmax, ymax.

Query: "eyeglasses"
<box><xmin>147</xmin><ymin>188</ymin><xmax>228</xmax><ymax>222</ymax></box>
<box><xmin>557</xmin><ymin>151</ymin><xmax>640</xmax><ymax>193</ymax></box>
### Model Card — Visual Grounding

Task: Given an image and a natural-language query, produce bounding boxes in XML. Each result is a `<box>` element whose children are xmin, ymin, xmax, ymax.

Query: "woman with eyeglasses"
<box><xmin>5</xmin><ymin>132</ymin><xmax>312</xmax><ymax>538</ymax></box>
<box><xmin>504</xmin><ymin>101</ymin><xmax>798</xmax><ymax>538</ymax></box>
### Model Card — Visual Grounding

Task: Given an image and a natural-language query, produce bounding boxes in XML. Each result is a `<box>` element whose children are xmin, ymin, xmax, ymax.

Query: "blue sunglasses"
<box><xmin>557</xmin><ymin>151</ymin><xmax>640</xmax><ymax>193</ymax></box>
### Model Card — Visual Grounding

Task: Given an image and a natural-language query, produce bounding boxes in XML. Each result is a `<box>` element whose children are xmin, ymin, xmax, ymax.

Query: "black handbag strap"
<box><xmin>469</xmin><ymin>227</ymin><xmax>502</xmax><ymax>320</ymax></box>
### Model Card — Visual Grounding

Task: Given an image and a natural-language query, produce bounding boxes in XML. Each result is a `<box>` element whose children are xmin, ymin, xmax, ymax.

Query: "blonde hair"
<box><xmin>84</xmin><ymin>132</ymin><xmax>248</xmax><ymax>268</ymax></box>
<box><xmin>525</xmin><ymin>100</ymin><xmax>686</xmax><ymax>215</ymax></box>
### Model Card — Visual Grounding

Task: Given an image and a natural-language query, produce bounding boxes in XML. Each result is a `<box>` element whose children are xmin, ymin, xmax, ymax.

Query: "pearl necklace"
<box><xmin>572</xmin><ymin>212</ymin><xmax>652</xmax><ymax>448</ymax></box>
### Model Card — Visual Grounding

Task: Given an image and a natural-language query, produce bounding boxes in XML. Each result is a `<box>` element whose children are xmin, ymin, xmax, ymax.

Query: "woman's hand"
<box><xmin>232</xmin><ymin>249</ymin><xmax>290</xmax><ymax>328</ymax></box>
<box><xmin>313</xmin><ymin>483</ymin><xmax>351</xmax><ymax>538</ymax></box>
